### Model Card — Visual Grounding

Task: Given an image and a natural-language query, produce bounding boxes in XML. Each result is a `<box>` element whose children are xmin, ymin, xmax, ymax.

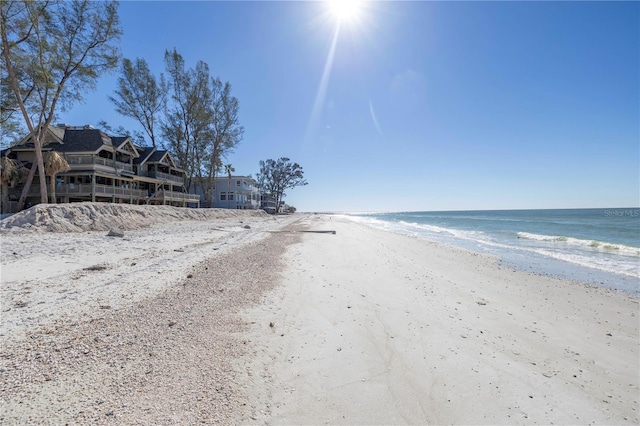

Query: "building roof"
<box><xmin>57</xmin><ymin>128</ymin><xmax>112</xmax><ymax>152</ymax></box>
<box><xmin>148</xmin><ymin>150</ymin><xmax>167</xmax><ymax>162</ymax></box>
<box><xmin>12</xmin><ymin>126</ymin><xmax>117</xmax><ymax>153</ymax></box>
<box><xmin>214</xmin><ymin>175</ymin><xmax>256</xmax><ymax>181</ymax></box>
<box><xmin>9</xmin><ymin>125</ymin><xmax>185</xmax><ymax>172</ymax></box>
<box><xmin>133</xmin><ymin>146</ymin><xmax>156</xmax><ymax>165</ymax></box>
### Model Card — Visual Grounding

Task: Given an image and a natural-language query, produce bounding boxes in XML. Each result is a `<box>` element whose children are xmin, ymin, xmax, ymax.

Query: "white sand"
<box><xmin>1</xmin><ymin>208</ymin><xmax>638</xmax><ymax>424</ymax></box>
<box><xmin>238</xmin><ymin>215</ymin><xmax>639</xmax><ymax>425</ymax></box>
<box><xmin>1</xmin><ymin>203</ymin><xmax>301</xmax><ymax>424</ymax></box>
<box><xmin>0</xmin><ymin>203</ymin><xmax>293</xmax><ymax>342</ymax></box>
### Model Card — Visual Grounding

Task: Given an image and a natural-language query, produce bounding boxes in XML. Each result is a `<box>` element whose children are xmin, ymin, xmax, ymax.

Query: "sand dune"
<box><xmin>0</xmin><ymin>202</ymin><xmax>268</xmax><ymax>233</ymax></box>
<box><xmin>0</xmin><ymin>203</ymin><xmax>292</xmax><ymax>342</ymax></box>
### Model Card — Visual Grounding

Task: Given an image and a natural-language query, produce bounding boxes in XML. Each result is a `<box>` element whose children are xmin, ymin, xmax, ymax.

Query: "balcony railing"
<box><xmin>151</xmin><ymin>170</ymin><xmax>184</xmax><ymax>184</ymax></box>
<box><xmin>64</xmin><ymin>154</ymin><xmax>133</xmax><ymax>172</ymax></box>
<box><xmin>55</xmin><ymin>183</ymin><xmax>147</xmax><ymax>198</ymax></box>
<box><xmin>26</xmin><ymin>183</ymin><xmax>146</xmax><ymax>198</ymax></box>
<box><xmin>157</xmin><ymin>189</ymin><xmax>200</xmax><ymax>202</ymax></box>
<box><xmin>115</xmin><ymin>161</ymin><xmax>134</xmax><ymax>172</ymax></box>
<box><xmin>137</xmin><ymin>170</ymin><xmax>185</xmax><ymax>184</ymax></box>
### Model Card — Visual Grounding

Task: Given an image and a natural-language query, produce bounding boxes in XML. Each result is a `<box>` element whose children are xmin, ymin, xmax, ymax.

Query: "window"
<box><xmin>236</xmin><ymin>180</ymin><xmax>241</xmax><ymax>187</ymax></box>
<box><xmin>220</xmin><ymin>193</ymin><xmax>226</xmax><ymax>201</ymax></box>
<box><xmin>228</xmin><ymin>192</ymin><xmax>234</xmax><ymax>201</ymax></box>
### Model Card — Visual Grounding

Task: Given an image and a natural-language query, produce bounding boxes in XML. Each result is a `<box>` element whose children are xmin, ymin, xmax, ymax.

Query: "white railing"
<box><xmin>158</xmin><ymin>189</ymin><xmax>200</xmax><ymax>202</ymax></box>
<box><xmin>64</xmin><ymin>154</ymin><xmax>133</xmax><ymax>172</ymax></box>
<box><xmin>27</xmin><ymin>183</ymin><xmax>197</xmax><ymax>201</ymax></box>
<box><xmin>115</xmin><ymin>161</ymin><xmax>134</xmax><ymax>172</ymax></box>
<box><xmin>65</xmin><ymin>154</ymin><xmax>94</xmax><ymax>165</ymax></box>
<box><xmin>54</xmin><ymin>183</ymin><xmax>146</xmax><ymax>198</ymax></box>
<box><xmin>94</xmin><ymin>184</ymin><xmax>146</xmax><ymax>197</ymax></box>
<box><xmin>151</xmin><ymin>170</ymin><xmax>184</xmax><ymax>184</ymax></box>
<box><xmin>170</xmin><ymin>192</ymin><xmax>201</xmax><ymax>201</ymax></box>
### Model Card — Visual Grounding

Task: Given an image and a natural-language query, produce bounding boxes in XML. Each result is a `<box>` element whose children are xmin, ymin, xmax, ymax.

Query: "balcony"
<box><xmin>60</xmin><ymin>183</ymin><xmax>146</xmax><ymax>198</ymax></box>
<box><xmin>150</xmin><ymin>170</ymin><xmax>184</xmax><ymax>184</ymax></box>
<box><xmin>25</xmin><ymin>183</ymin><xmax>147</xmax><ymax>199</ymax></box>
<box><xmin>64</xmin><ymin>154</ymin><xmax>133</xmax><ymax>172</ymax></box>
<box><xmin>146</xmin><ymin>189</ymin><xmax>200</xmax><ymax>205</ymax></box>
<box><xmin>160</xmin><ymin>190</ymin><xmax>200</xmax><ymax>202</ymax></box>
<box><xmin>137</xmin><ymin>170</ymin><xmax>184</xmax><ymax>184</ymax></box>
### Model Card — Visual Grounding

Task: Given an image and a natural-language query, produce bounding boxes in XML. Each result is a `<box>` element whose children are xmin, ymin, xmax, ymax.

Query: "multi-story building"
<box><xmin>1</xmin><ymin>124</ymin><xmax>200</xmax><ymax>212</ymax></box>
<box><xmin>259</xmin><ymin>193</ymin><xmax>279</xmax><ymax>214</ymax></box>
<box><xmin>211</xmin><ymin>176</ymin><xmax>260</xmax><ymax>210</ymax></box>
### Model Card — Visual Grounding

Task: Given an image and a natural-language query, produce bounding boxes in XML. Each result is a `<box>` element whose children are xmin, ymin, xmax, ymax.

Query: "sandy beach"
<box><xmin>1</xmin><ymin>206</ymin><xmax>638</xmax><ymax>424</ymax></box>
<box><xmin>237</xmin><ymin>215</ymin><xmax>638</xmax><ymax>425</ymax></box>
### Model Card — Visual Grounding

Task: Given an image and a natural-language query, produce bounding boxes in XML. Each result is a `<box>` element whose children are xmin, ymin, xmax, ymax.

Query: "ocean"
<box><xmin>344</xmin><ymin>208</ymin><xmax>640</xmax><ymax>295</ymax></box>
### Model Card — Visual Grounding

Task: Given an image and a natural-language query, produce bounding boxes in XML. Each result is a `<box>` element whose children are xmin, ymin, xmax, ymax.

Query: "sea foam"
<box><xmin>517</xmin><ymin>232</ymin><xmax>640</xmax><ymax>257</ymax></box>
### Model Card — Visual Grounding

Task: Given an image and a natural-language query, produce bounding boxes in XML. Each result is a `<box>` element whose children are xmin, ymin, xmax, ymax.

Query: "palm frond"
<box><xmin>44</xmin><ymin>151</ymin><xmax>71</xmax><ymax>175</ymax></box>
<box><xmin>0</xmin><ymin>156</ymin><xmax>19</xmax><ymax>183</ymax></box>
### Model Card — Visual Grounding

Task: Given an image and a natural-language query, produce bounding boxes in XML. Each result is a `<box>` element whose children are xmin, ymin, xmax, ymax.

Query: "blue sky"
<box><xmin>63</xmin><ymin>1</ymin><xmax>639</xmax><ymax>212</ymax></box>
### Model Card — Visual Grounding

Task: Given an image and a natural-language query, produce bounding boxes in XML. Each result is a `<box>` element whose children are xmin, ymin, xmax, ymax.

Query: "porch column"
<box><xmin>91</xmin><ymin>174</ymin><xmax>96</xmax><ymax>202</ymax></box>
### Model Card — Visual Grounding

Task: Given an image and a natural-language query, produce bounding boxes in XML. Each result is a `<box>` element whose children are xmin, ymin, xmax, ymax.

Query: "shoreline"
<box><xmin>236</xmin><ymin>215</ymin><xmax>639</xmax><ymax>424</ymax></box>
<box><xmin>1</xmin><ymin>210</ymin><xmax>637</xmax><ymax>424</ymax></box>
<box><xmin>339</xmin><ymin>213</ymin><xmax>639</xmax><ymax>296</ymax></box>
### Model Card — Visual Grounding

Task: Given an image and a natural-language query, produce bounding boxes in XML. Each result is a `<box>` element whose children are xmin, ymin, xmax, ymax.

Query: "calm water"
<box><xmin>345</xmin><ymin>208</ymin><xmax>639</xmax><ymax>295</ymax></box>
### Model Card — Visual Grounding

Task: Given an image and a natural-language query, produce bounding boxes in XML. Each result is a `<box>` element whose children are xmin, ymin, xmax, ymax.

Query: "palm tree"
<box><xmin>1</xmin><ymin>156</ymin><xmax>21</xmax><ymax>213</ymax></box>
<box><xmin>44</xmin><ymin>152</ymin><xmax>71</xmax><ymax>204</ymax></box>
<box><xmin>224</xmin><ymin>163</ymin><xmax>235</xmax><ymax>209</ymax></box>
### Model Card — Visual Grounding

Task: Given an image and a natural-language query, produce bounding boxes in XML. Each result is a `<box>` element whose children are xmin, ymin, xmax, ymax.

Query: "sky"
<box><xmin>62</xmin><ymin>0</ymin><xmax>639</xmax><ymax>212</ymax></box>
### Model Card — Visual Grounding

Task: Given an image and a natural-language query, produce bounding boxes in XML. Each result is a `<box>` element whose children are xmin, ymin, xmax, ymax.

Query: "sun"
<box><xmin>328</xmin><ymin>0</ymin><xmax>362</xmax><ymax>22</ymax></box>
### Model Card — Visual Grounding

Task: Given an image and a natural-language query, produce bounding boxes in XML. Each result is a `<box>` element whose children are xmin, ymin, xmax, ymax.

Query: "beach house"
<box><xmin>210</xmin><ymin>176</ymin><xmax>260</xmax><ymax>210</ymax></box>
<box><xmin>259</xmin><ymin>193</ymin><xmax>279</xmax><ymax>214</ymax></box>
<box><xmin>1</xmin><ymin>124</ymin><xmax>200</xmax><ymax>213</ymax></box>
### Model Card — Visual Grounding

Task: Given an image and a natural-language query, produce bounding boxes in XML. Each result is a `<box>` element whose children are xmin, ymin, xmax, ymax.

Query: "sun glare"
<box><xmin>328</xmin><ymin>0</ymin><xmax>362</xmax><ymax>22</ymax></box>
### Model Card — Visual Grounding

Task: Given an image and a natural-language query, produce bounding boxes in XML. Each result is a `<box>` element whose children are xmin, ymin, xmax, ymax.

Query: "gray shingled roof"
<box><xmin>112</xmin><ymin>136</ymin><xmax>128</xmax><ymax>145</ymax></box>
<box><xmin>133</xmin><ymin>146</ymin><xmax>156</xmax><ymax>164</ymax></box>
<box><xmin>147</xmin><ymin>150</ymin><xmax>167</xmax><ymax>162</ymax></box>
<box><xmin>9</xmin><ymin>126</ymin><xmax>186</xmax><ymax>171</ymax></box>
<box><xmin>13</xmin><ymin>127</ymin><xmax>119</xmax><ymax>153</ymax></box>
<box><xmin>56</xmin><ymin>129</ymin><xmax>111</xmax><ymax>152</ymax></box>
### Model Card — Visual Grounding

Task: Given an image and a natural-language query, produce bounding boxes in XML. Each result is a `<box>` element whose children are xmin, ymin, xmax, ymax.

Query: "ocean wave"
<box><xmin>345</xmin><ymin>215</ymin><xmax>639</xmax><ymax>280</ymax></box>
<box><xmin>526</xmin><ymin>248</ymin><xmax>640</xmax><ymax>279</ymax></box>
<box><xmin>517</xmin><ymin>232</ymin><xmax>640</xmax><ymax>257</ymax></box>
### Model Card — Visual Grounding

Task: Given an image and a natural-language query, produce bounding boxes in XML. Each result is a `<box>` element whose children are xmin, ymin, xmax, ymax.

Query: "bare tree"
<box><xmin>109</xmin><ymin>57</ymin><xmax>167</xmax><ymax>147</ymax></box>
<box><xmin>102</xmin><ymin>48</ymin><xmax>243</xmax><ymax>206</ymax></box>
<box><xmin>161</xmin><ymin>48</ymin><xmax>212</xmax><ymax>192</ymax></box>
<box><xmin>256</xmin><ymin>157</ymin><xmax>307</xmax><ymax>213</ymax></box>
<box><xmin>202</xmin><ymin>78</ymin><xmax>243</xmax><ymax>205</ymax></box>
<box><xmin>97</xmin><ymin>120</ymin><xmax>146</xmax><ymax>146</ymax></box>
<box><xmin>0</xmin><ymin>60</ymin><xmax>24</xmax><ymax>148</ymax></box>
<box><xmin>0</xmin><ymin>0</ymin><xmax>121</xmax><ymax>210</ymax></box>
